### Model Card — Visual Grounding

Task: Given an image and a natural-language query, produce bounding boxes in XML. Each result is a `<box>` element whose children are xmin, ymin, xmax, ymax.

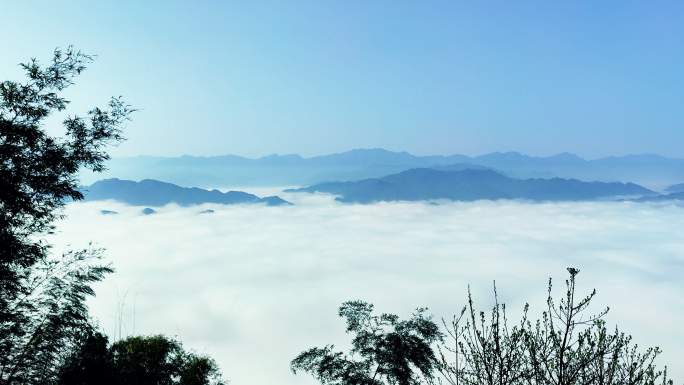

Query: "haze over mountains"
<box><xmin>82</xmin><ymin>149</ymin><xmax>684</xmax><ymax>190</ymax></box>
<box><xmin>666</xmin><ymin>183</ymin><xmax>684</xmax><ymax>193</ymax></box>
<box><xmin>288</xmin><ymin>168</ymin><xmax>656</xmax><ymax>204</ymax></box>
<box><xmin>636</xmin><ymin>191</ymin><xmax>684</xmax><ymax>203</ymax></box>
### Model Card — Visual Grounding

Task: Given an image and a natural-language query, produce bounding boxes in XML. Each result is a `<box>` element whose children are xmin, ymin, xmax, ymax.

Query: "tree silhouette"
<box><xmin>57</xmin><ymin>331</ymin><xmax>116</xmax><ymax>385</ymax></box>
<box><xmin>0</xmin><ymin>46</ymin><xmax>132</xmax><ymax>385</ymax></box>
<box><xmin>58</xmin><ymin>333</ymin><xmax>224</xmax><ymax>385</ymax></box>
<box><xmin>1</xmin><ymin>46</ymin><xmax>225</xmax><ymax>385</ymax></box>
<box><xmin>291</xmin><ymin>300</ymin><xmax>442</xmax><ymax>385</ymax></box>
<box><xmin>0</xmin><ymin>46</ymin><xmax>130</xmax><ymax>294</ymax></box>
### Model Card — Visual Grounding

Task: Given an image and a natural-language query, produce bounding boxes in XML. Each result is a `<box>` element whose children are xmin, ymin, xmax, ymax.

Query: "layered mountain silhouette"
<box><xmin>81</xmin><ymin>149</ymin><xmax>684</xmax><ymax>189</ymax></box>
<box><xmin>287</xmin><ymin>168</ymin><xmax>655</xmax><ymax>203</ymax></box>
<box><xmin>82</xmin><ymin>179</ymin><xmax>291</xmax><ymax>206</ymax></box>
<box><xmin>665</xmin><ymin>183</ymin><xmax>684</xmax><ymax>193</ymax></box>
<box><xmin>635</xmin><ymin>191</ymin><xmax>684</xmax><ymax>202</ymax></box>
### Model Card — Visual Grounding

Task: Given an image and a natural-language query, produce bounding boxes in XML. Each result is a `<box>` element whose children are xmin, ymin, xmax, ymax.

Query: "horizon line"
<box><xmin>109</xmin><ymin>148</ymin><xmax>684</xmax><ymax>162</ymax></box>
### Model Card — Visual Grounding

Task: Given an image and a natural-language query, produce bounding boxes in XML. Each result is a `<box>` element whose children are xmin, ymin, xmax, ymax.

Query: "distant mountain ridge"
<box><xmin>665</xmin><ymin>183</ymin><xmax>684</xmax><ymax>193</ymax></box>
<box><xmin>81</xmin><ymin>179</ymin><xmax>291</xmax><ymax>206</ymax></box>
<box><xmin>80</xmin><ymin>148</ymin><xmax>684</xmax><ymax>189</ymax></box>
<box><xmin>635</xmin><ymin>191</ymin><xmax>684</xmax><ymax>203</ymax></box>
<box><xmin>287</xmin><ymin>168</ymin><xmax>655</xmax><ymax>203</ymax></box>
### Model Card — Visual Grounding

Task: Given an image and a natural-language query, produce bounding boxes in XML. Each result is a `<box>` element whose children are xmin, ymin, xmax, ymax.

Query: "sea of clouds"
<box><xmin>51</xmin><ymin>191</ymin><xmax>684</xmax><ymax>385</ymax></box>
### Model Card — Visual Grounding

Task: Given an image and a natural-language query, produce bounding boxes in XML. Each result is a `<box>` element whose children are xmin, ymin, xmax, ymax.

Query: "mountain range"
<box><xmin>81</xmin><ymin>179</ymin><xmax>291</xmax><ymax>206</ymax></box>
<box><xmin>80</xmin><ymin>149</ymin><xmax>684</xmax><ymax>189</ymax></box>
<box><xmin>287</xmin><ymin>168</ymin><xmax>656</xmax><ymax>204</ymax></box>
<box><xmin>635</xmin><ymin>191</ymin><xmax>684</xmax><ymax>203</ymax></box>
<box><xmin>665</xmin><ymin>183</ymin><xmax>684</xmax><ymax>193</ymax></box>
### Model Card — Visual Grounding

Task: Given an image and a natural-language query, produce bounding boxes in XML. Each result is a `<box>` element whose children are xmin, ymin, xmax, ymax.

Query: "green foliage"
<box><xmin>291</xmin><ymin>300</ymin><xmax>442</xmax><ymax>385</ymax></box>
<box><xmin>58</xmin><ymin>334</ymin><xmax>224</xmax><ymax>385</ymax></box>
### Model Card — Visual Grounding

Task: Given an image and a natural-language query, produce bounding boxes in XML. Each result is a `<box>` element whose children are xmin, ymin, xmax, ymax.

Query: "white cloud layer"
<box><xmin>51</xmin><ymin>193</ymin><xmax>684</xmax><ymax>384</ymax></box>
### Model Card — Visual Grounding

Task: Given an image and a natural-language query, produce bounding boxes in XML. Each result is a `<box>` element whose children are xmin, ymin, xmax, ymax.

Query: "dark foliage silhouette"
<box><xmin>0</xmin><ymin>47</ymin><xmax>130</xmax><ymax>298</ymax></box>
<box><xmin>58</xmin><ymin>333</ymin><xmax>224</xmax><ymax>385</ymax></box>
<box><xmin>291</xmin><ymin>300</ymin><xmax>442</xmax><ymax>385</ymax></box>
<box><xmin>0</xmin><ymin>248</ymin><xmax>112</xmax><ymax>384</ymax></box>
<box><xmin>296</xmin><ymin>272</ymin><xmax>675</xmax><ymax>385</ymax></box>
<box><xmin>57</xmin><ymin>331</ymin><xmax>116</xmax><ymax>385</ymax></box>
<box><xmin>0</xmin><ymin>46</ymin><xmax>131</xmax><ymax>385</ymax></box>
<box><xmin>0</xmin><ymin>48</ymin><xmax>224</xmax><ymax>384</ymax></box>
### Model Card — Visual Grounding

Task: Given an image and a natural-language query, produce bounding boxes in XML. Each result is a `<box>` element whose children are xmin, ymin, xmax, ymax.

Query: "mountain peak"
<box><xmin>548</xmin><ymin>152</ymin><xmax>584</xmax><ymax>161</ymax></box>
<box><xmin>291</xmin><ymin>167</ymin><xmax>654</xmax><ymax>203</ymax></box>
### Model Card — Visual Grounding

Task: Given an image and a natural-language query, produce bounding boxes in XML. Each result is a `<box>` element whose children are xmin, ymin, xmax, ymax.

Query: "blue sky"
<box><xmin>2</xmin><ymin>1</ymin><xmax>683</xmax><ymax>158</ymax></box>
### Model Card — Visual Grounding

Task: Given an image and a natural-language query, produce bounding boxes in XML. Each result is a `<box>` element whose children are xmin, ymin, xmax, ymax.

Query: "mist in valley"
<box><xmin>52</xmin><ymin>193</ymin><xmax>684</xmax><ymax>385</ymax></box>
